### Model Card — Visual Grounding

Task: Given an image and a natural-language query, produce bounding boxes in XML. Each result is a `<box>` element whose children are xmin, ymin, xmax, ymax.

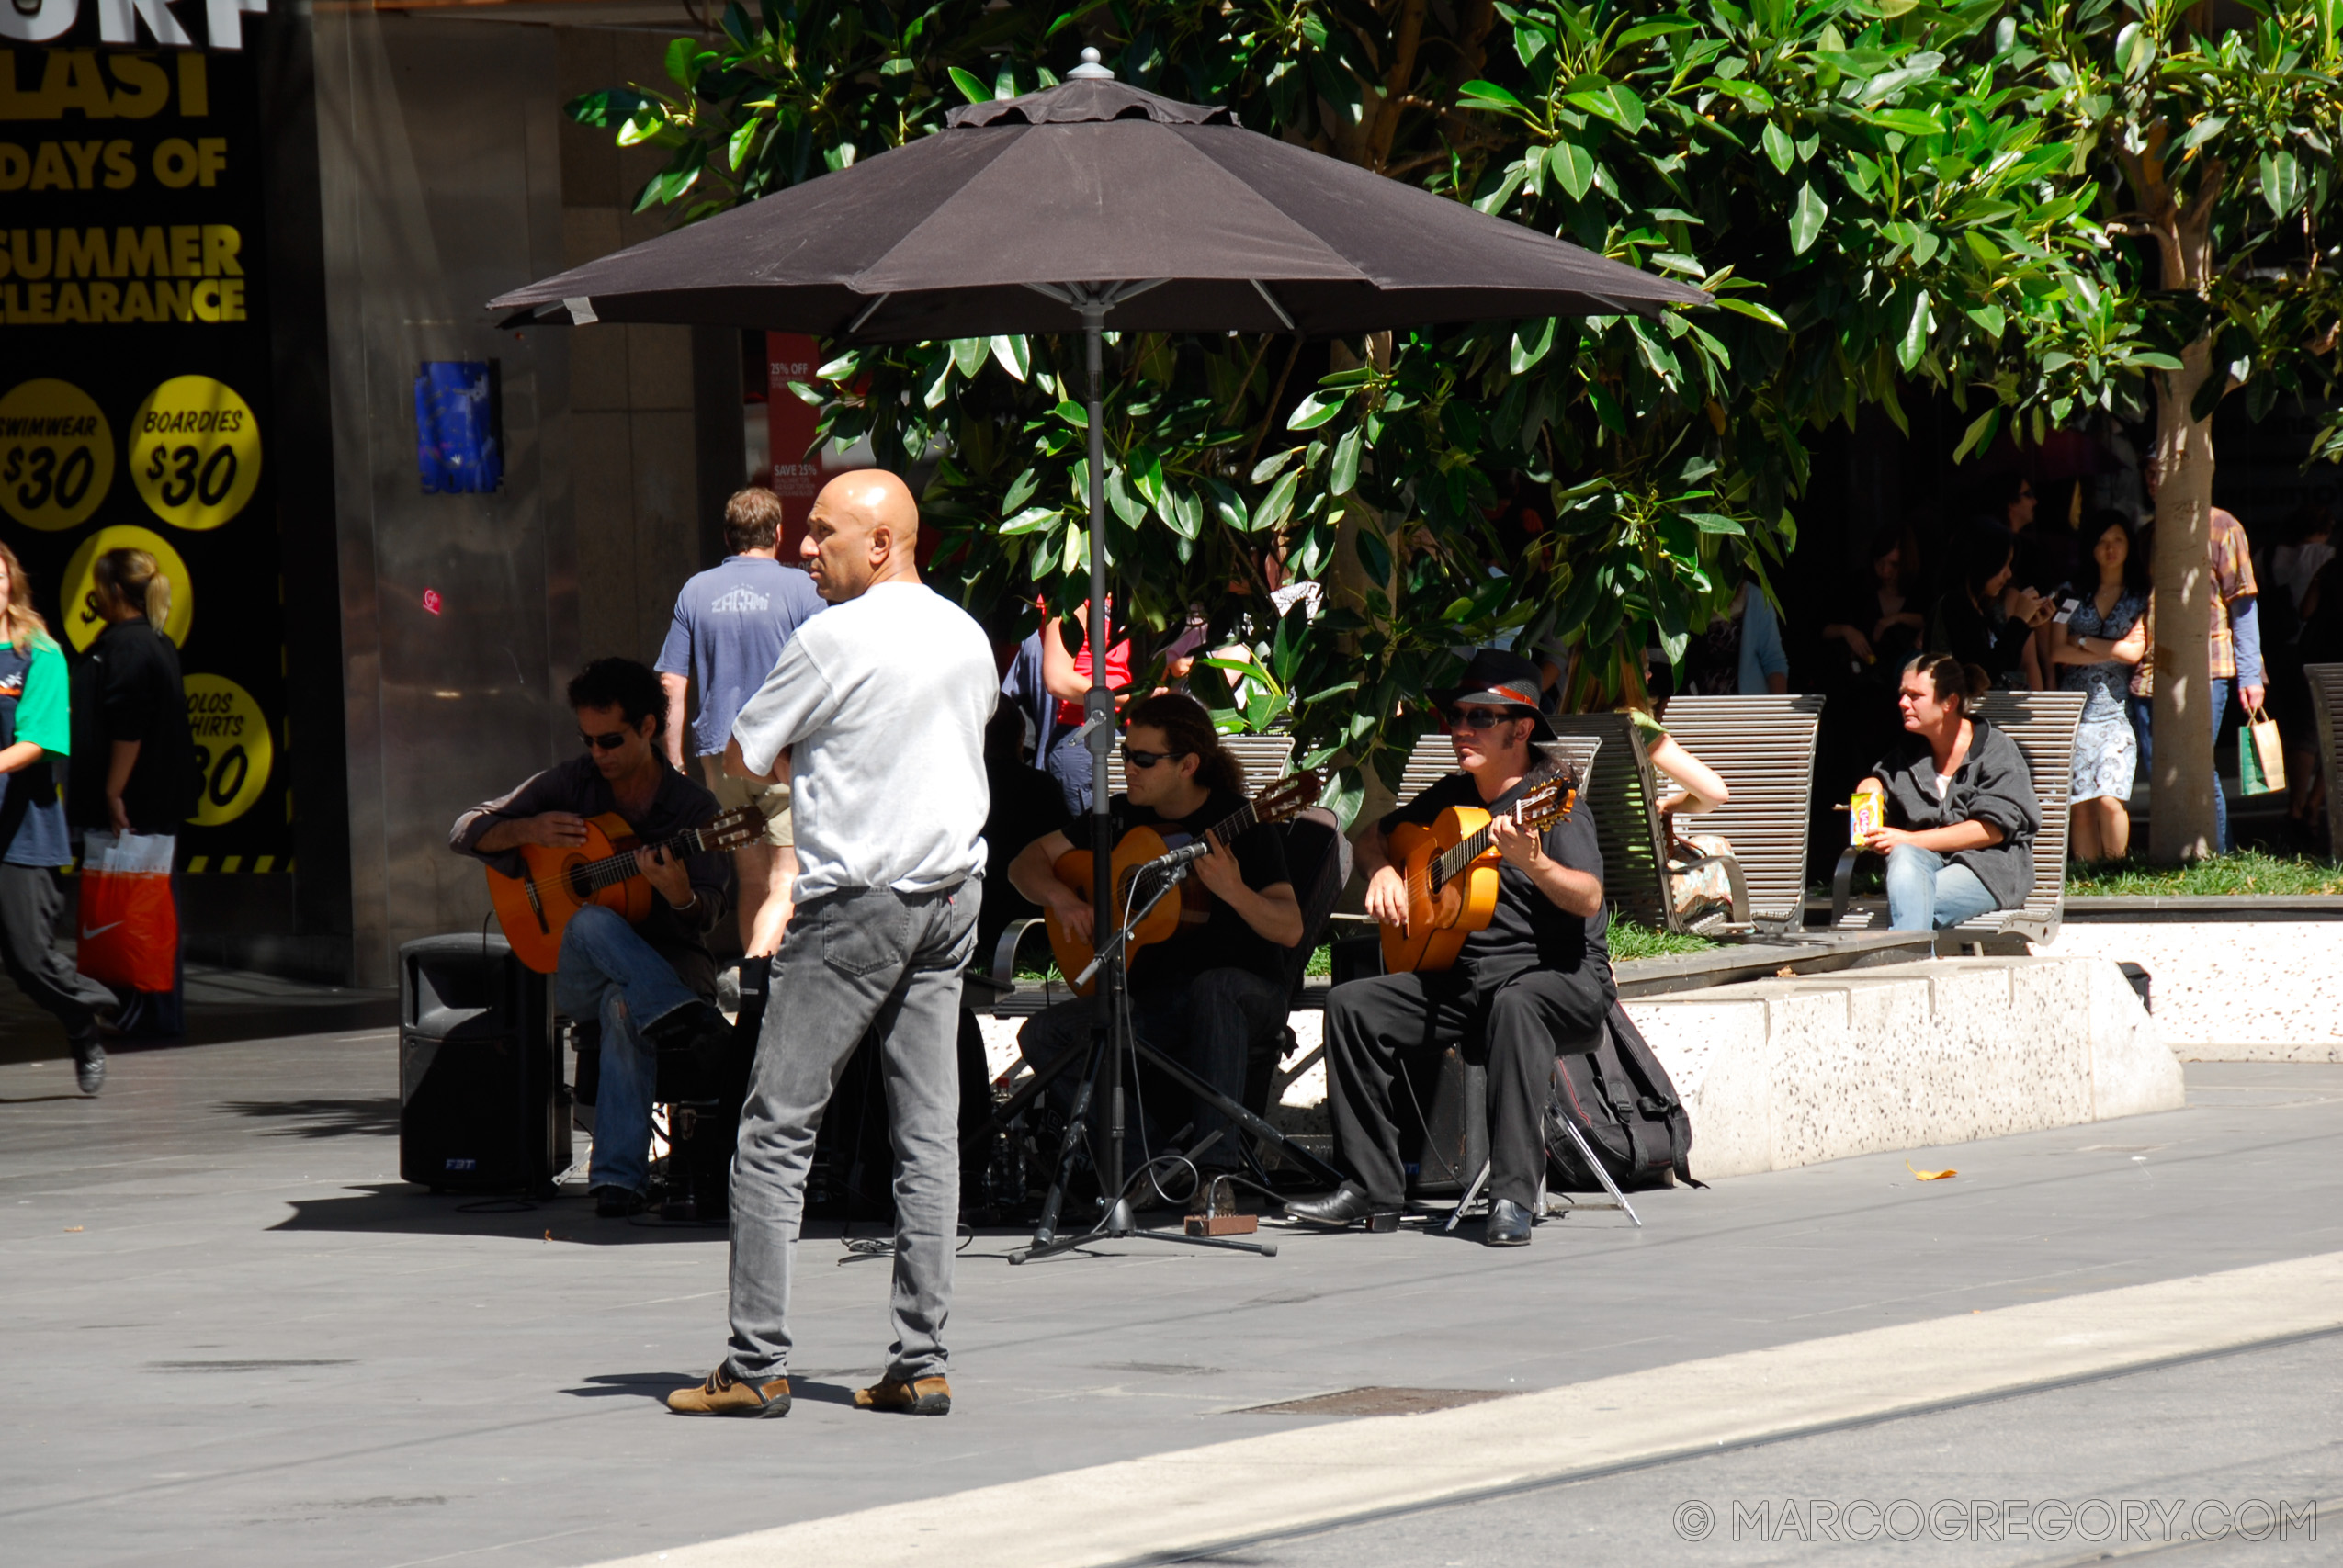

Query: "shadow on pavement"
<box><xmin>270</xmin><ymin>1184</ymin><xmax>727</xmax><ymax>1246</ymax></box>
<box><xmin>219</xmin><ymin>1097</ymin><xmax>402</xmax><ymax>1139</ymax></box>
<box><xmin>562</xmin><ymin>1372</ymin><xmax>865</xmax><ymax>1408</ymax></box>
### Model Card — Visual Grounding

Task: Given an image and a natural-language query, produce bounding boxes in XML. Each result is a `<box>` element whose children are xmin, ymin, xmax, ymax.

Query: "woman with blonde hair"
<box><xmin>71</xmin><ymin>547</ymin><xmax>198</xmax><ymax>1037</ymax></box>
<box><xmin>0</xmin><ymin>541</ymin><xmax>118</xmax><ymax>1092</ymax></box>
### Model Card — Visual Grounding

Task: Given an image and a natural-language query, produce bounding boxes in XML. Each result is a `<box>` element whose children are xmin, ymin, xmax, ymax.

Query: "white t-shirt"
<box><xmin>730</xmin><ymin>581</ymin><xmax>997</xmax><ymax>900</ymax></box>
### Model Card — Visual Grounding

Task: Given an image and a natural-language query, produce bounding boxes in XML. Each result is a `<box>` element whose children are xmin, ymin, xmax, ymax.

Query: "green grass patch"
<box><xmin>1607</xmin><ymin>913</ymin><xmax>1719</xmax><ymax>961</ymax></box>
<box><xmin>2065</xmin><ymin>850</ymin><xmax>2343</xmax><ymax>897</ymax></box>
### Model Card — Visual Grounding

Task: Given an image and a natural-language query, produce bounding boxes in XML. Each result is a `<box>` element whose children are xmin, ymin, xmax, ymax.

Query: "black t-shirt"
<box><xmin>1380</xmin><ymin>768</ymin><xmax>1609</xmax><ymax>983</ymax></box>
<box><xmin>1110</xmin><ymin>786</ymin><xmax>1293</xmax><ymax>988</ymax></box>
<box><xmin>70</xmin><ymin>619</ymin><xmax>197</xmax><ymax>835</ymax></box>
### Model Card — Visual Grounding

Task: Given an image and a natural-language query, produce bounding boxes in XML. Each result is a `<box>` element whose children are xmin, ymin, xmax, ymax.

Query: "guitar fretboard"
<box><xmin>564</xmin><ymin>826</ymin><xmax>713</xmax><ymax>900</ymax></box>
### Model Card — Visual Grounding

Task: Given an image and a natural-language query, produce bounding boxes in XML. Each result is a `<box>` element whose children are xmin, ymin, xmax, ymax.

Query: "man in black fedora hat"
<box><xmin>1287</xmin><ymin>649</ymin><xmax>1612</xmax><ymax>1246</ymax></box>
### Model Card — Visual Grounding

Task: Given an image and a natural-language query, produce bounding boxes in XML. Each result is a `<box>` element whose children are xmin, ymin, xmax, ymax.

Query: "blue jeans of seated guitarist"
<box><xmin>558</xmin><ymin>904</ymin><xmax>702</xmax><ymax>1197</ymax></box>
<box><xmin>1016</xmin><ymin>966</ymin><xmax>1288</xmax><ymax>1176</ymax></box>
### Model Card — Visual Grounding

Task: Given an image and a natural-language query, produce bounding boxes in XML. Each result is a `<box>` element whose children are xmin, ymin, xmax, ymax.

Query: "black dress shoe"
<box><xmin>1484</xmin><ymin>1197</ymin><xmax>1533</xmax><ymax>1247</ymax></box>
<box><xmin>1283</xmin><ymin>1181</ymin><xmax>1401</xmax><ymax>1232</ymax></box>
<box><xmin>594</xmin><ymin>1185</ymin><xmax>650</xmax><ymax>1218</ymax></box>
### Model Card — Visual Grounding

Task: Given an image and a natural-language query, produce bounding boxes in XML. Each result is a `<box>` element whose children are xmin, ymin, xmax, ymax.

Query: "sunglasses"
<box><xmin>1122</xmin><ymin>745</ymin><xmax>1191</xmax><ymax>770</ymax></box>
<box><xmin>581</xmin><ymin>729</ymin><xmax>632</xmax><ymax>752</ymax></box>
<box><xmin>1447</xmin><ymin>705</ymin><xmax>1521</xmax><ymax>732</ymax></box>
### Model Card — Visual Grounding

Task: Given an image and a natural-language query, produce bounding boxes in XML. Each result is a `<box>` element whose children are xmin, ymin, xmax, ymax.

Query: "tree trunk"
<box><xmin>2148</xmin><ymin>338</ymin><xmax>2221</xmax><ymax>862</ymax></box>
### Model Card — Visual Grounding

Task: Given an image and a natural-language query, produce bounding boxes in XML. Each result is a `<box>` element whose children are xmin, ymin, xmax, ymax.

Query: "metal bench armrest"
<box><xmin>1830</xmin><ymin>845</ymin><xmax>1869</xmax><ymax>928</ymax></box>
<box><xmin>990</xmin><ymin>918</ymin><xmax>1052</xmax><ymax>991</ymax></box>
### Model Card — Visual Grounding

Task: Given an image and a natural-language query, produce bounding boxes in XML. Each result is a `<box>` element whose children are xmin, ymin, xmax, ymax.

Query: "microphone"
<box><xmin>1144</xmin><ymin>838</ymin><xmax>1214</xmax><ymax>874</ymax></box>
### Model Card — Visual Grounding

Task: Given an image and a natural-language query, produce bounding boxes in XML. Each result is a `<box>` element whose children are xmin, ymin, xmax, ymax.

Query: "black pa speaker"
<box><xmin>398</xmin><ymin>933</ymin><xmax>567</xmax><ymax>1195</ymax></box>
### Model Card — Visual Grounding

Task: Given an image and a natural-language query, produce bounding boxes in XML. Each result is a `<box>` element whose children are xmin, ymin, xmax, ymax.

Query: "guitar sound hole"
<box><xmin>565</xmin><ymin>861</ymin><xmax>593</xmax><ymax>901</ymax></box>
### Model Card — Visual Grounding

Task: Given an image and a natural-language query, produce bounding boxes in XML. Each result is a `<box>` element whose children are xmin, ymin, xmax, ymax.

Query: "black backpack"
<box><xmin>1545</xmin><ymin>1001</ymin><xmax>1702</xmax><ymax>1191</ymax></box>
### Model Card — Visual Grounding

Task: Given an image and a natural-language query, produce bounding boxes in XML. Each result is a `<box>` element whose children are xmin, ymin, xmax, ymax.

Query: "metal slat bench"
<box><xmin>1650</xmin><ymin>694</ymin><xmax>1827</xmax><ymax>934</ymax></box>
<box><xmin>1545</xmin><ymin>712</ymin><xmax>1747</xmax><ymax>934</ymax></box>
<box><xmin>1828</xmin><ymin>689</ymin><xmax>2087</xmax><ymax>952</ymax></box>
<box><xmin>2307</xmin><ymin>663</ymin><xmax>2343</xmax><ymax>860</ymax></box>
<box><xmin>1102</xmin><ymin>730</ymin><xmax>1297</xmax><ymax>801</ymax></box>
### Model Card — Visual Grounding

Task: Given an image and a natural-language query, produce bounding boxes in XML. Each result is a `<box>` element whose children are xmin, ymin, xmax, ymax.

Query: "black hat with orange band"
<box><xmin>1429</xmin><ymin>648</ymin><xmax>1558</xmax><ymax>743</ymax></box>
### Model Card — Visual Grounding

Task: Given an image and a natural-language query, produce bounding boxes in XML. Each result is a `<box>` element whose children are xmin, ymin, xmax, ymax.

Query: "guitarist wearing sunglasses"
<box><xmin>1008</xmin><ymin>693</ymin><xmax>1304</xmax><ymax>1218</ymax></box>
<box><xmin>451</xmin><ymin>658</ymin><xmax>735</xmax><ymax>1218</ymax></box>
<box><xmin>1287</xmin><ymin>649</ymin><xmax>1612</xmax><ymax>1247</ymax></box>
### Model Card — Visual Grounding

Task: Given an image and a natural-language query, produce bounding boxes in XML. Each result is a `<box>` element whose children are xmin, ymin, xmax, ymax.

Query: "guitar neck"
<box><xmin>572</xmin><ymin>825</ymin><xmax>704</xmax><ymax>895</ymax></box>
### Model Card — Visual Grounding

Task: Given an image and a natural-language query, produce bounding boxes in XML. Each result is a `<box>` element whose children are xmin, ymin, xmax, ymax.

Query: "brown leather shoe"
<box><xmin>666</xmin><ymin>1366</ymin><xmax>790</xmax><ymax>1417</ymax></box>
<box><xmin>854</xmin><ymin>1374</ymin><xmax>951</xmax><ymax>1415</ymax></box>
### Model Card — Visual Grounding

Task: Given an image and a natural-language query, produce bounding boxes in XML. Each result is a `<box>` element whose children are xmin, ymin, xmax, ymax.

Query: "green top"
<box><xmin>0</xmin><ymin>636</ymin><xmax>70</xmax><ymax>755</ymax></box>
<box><xmin>1628</xmin><ymin>705</ymin><xmax>1668</xmax><ymax>745</ymax></box>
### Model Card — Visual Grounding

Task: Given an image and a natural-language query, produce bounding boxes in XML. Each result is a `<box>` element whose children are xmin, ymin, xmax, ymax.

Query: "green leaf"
<box><xmin>1052</xmin><ymin>400</ymin><xmax>1088</xmax><ymax>429</ymax></box>
<box><xmin>1458</xmin><ymin>79</ymin><xmax>1532</xmax><ymax>117</ymax></box>
<box><xmin>1789</xmin><ymin>183</ymin><xmax>1828</xmax><ymax>255</ymax></box>
<box><xmin>1001</xmin><ymin>467</ymin><xmax>1039</xmax><ymax>513</ymax></box>
<box><xmin>1862</xmin><ymin>108</ymin><xmax>1943</xmax><ymax>137</ymax></box>
<box><xmin>1251</xmin><ymin>468</ymin><xmax>1301</xmax><ymax>533</ymax></box>
<box><xmin>949</xmin><ymin>337</ymin><xmax>988</xmax><ymax>378</ymax></box>
<box><xmin>1330</xmin><ymin>426</ymin><xmax>1362</xmax><ymax>496</ymax></box>
<box><xmin>1896</xmin><ymin>290</ymin><xmax>1932</xmax><ymax>373</ymax></box>
<box><xmin>1683</xmin><ymin>513</ymin><xmax>1746</xmax><ymax>536</ymax></box>
<box><xmin>948</xmin><ymin>66</ymin><xmax>990</xmax><ymax>106</ymax></box>
<box><xmin>2130</xmin><ymin>351</ymin><xmax>2185</xmax><ymax>371</ymax></box>
<box><xmin>1761</xmin><ymin>121</ymin><xmax>1795</xmax><ymax>175</ymax></box>
<box><xmin>1511</xmin><ymin>317</ymin><xmax>1557</xmax><ymax>373</ymax></box>
<box><xmin>1964</xmin><ymin>303</ymin><xmax>2006</xmax><ymax>339</ymax></box>
<box><xmin>1130</xmin><ymin>446</ymin><xmax>1166</xmax><ymax>510</ymax></box>
<box><xmin>2115</xmin><ymin>21</ymin><xmax>2155</xmax><ymax>80</ymax></box>
<box><xmin>1287</xmin><ymin>392</ymin><xmax>1347</xmax><ymax>431</ymax></box>
<box><xmin>1715</xmin><ymin>297</ymin><xmax>1788</xmax><ymax>330</ymax></box>
<box><xmin>1548</xmin><ymin>140</ymin><xmax>1596</xmax><ymax>202</ymax></box>
<box><xmin>990</xmin><ymin>335</ymin><xmax>1030</xmax><ymax>382</ymax></box>
<box><xmin>999</xmin><ymin>504</ymin><xmax>1060</xmax><ymax>536</ymax></box>
<box><xmin>1951</xmin><ymin>403</ymin><xmax>2001</xmax><ymax>463</ymax></box>
<box><xmin>2176</xmin><ymin>116</ymin><xmax>2228</xmax><ymax>153</ymax></box>
<box><xmin>726</xmin><ymin>115</ymin><xmax>764</xmax><ymax>171</ymax></box>
<box><xmin>2262</xmin><ymin>149</ymin><xmax>2303</xmax><ymax>218</ymax></box>
<box><xmin>1353</xmin><ymin>524</ymin><xmax>1391</xmax><ymax>584</ymax></box>
<box><xmin>1250</xmin><ymin>449</ymin><xmax>1298</xmax><ymax>485</ymax></box>
<box><xmin>663</xmin><ymin>37</ymin><xmax>698</xmax><ymax>91</ymax></box>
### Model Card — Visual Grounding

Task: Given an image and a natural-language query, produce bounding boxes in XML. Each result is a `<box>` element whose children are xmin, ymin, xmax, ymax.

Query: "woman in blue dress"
<box><xmin>2049</xmin><ymin>512</ymin><xmax>2150</xmax><ymax>863</ymax></box>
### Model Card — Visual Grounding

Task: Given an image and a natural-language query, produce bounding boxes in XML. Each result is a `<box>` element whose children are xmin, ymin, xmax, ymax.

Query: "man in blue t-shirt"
<box><xmin>656</xmin><ymin>488</ymin><xmax>826</xmax><ymax>955</ymax></box>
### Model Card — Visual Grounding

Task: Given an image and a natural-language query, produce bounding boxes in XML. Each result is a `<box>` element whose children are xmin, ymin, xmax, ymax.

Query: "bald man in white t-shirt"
<box><xmin>667</xmin><ymin>469</ymin><xmax>996</xmax><ymax>1423</ymax></box>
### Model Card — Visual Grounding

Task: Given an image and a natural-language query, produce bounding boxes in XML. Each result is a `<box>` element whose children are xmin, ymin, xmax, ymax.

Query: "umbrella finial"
<box><xmin>1069</xmin><ymin>46</ymin><xmax>1115</xmax><ymax>80</ymax></box>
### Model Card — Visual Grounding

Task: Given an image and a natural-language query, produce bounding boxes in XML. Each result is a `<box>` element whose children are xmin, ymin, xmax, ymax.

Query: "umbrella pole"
<box><xmin>1081</xmin><ymin>310</ymin><xmax>1125</xmax><ymax>1225</ymax></box>
<box><xmin>1014</xmin><ymin>296</ymin><xmax>1274</xmax><ymax>1263</ymax></box>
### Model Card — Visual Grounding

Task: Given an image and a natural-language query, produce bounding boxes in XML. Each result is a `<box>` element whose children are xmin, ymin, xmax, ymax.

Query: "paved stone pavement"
<box><xmin>3</xmin><ymin>1032</ymin><xmax>2337</xmax><ymax>1568</ymax></box>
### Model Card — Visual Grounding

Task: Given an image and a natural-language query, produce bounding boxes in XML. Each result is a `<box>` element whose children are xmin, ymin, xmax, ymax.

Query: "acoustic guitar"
<box><xmin>485</xmin><ymin>806</ymin><xmax>763</xmax><ymax>973</ymax></box>
<box><xmin>1378</xmin><ymin>767</ymin><xmax>1579</xmax><ymax>976</ymax></box>
<box><xmin>1045</xmin><ymin>771</ymin><xmax>1324</xmax><ymax>994</ymax></box>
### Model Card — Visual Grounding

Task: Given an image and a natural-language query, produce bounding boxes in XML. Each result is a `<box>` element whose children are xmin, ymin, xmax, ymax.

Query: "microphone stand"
<box><xmin>1010</xmin><ymin>854</ymin><xmax>1278</xmax><ymax>1263</ymax></box>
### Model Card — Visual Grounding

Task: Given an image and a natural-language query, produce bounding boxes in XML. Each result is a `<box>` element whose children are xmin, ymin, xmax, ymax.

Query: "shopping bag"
<box><xmin>2237</xmin><ymin>706</ymin><xmax>2287</xmax><ymax>796</ymax></box>
<box><xmin>76</xmin><ymin>831</ymin><xmax>178</xmax><ymax>994</ymax></box>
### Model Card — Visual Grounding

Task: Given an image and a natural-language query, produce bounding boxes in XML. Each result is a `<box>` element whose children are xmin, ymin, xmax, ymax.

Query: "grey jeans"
<box><xmin>726</xmin><ymin>878</ymin><xmax>979</xmax><ymax>1383</ymax></box>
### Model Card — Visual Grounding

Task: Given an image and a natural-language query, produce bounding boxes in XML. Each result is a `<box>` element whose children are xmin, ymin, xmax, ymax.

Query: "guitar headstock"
<box><xmin>1252</xmin><ymin>769</ymin><xmax>1325</xmax><ymax>827</ymax></box>
<box><xmin>1515</xmin><ymin>774</ymin><xmax>1579</xmax><ymax>831</ymax></box>
<box><xmin>704</xmin><ymin>805</ymin><xmax>768</xmax><ymax>852</ymax></box>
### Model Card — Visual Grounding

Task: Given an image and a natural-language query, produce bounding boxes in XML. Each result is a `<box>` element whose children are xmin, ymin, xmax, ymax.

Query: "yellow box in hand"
<box><xmin>1848</xmin><ymin>789</ymin><xmax>1885</xmax><ymax>845</ymax></box>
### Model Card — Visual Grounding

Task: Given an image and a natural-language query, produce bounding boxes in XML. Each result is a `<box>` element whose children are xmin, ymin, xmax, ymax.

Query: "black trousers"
<box><xmin>0</xmin><ymin>863</ymin><xmax>115</xmax><ymax>1051</ymax></box>
<box><xmin>1323</xmin><ymin>964</ymin><xmax>1609</xmax><ymax>1209</ymax></box>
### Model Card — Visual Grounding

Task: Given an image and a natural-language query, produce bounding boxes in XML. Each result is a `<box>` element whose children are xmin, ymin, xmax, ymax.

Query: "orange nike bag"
<box><xmin>76</xmin><ymin>832</ymin><xmax>178</xmax><ymax>994</ymax></box>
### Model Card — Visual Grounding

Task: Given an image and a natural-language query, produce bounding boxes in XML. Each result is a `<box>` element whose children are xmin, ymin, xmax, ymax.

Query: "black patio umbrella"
<box><xmin>492</xmin><ymin>50</ymin><xmax>1707</xmax><ymax>1240</ymax></box>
